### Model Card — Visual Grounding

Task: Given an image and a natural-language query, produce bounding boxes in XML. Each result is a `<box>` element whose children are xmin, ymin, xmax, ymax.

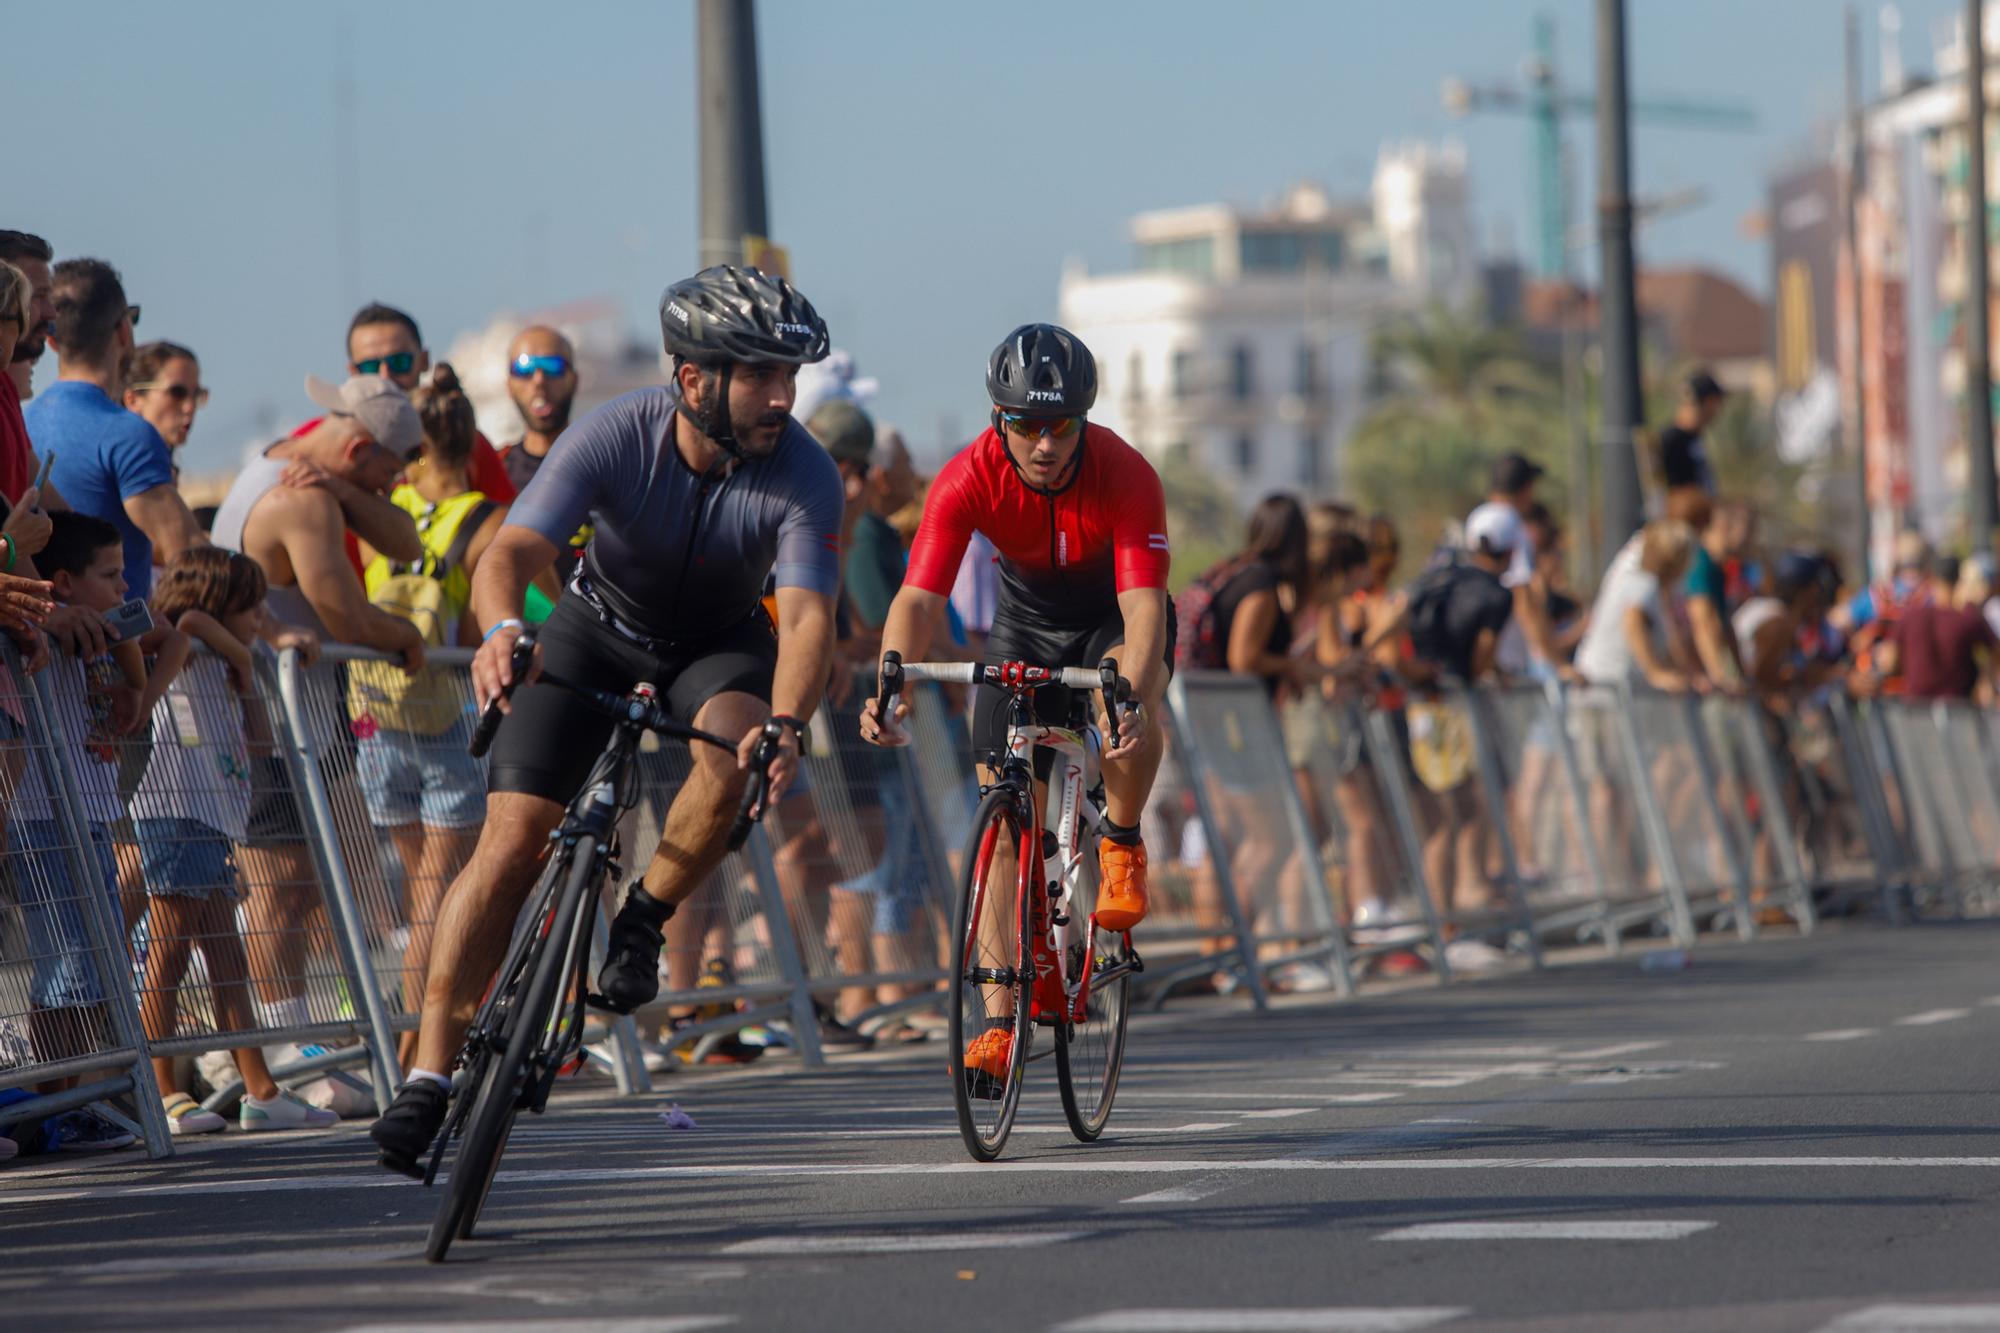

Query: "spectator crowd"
<box><xmin>2</xmin><ymin>226</ymin><xmax>1995</xmax><ymax>1163</ymax></box>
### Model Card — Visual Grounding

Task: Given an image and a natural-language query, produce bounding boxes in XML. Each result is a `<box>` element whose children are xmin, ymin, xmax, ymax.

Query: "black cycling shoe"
<box><xmin>370</xmin><ymin>1080</ymin><xmax>450</xmax><ymax>1179</ymax></box>
<box><xmin>596</xmin><ymin>883</ymin><xmax>675</xmax><ymax>1015</ymax></box>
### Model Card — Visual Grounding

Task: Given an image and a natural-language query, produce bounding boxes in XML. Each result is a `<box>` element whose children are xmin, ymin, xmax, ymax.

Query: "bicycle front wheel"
<box><xmin>426</xmin><ymin>834</ymin><xmax>597</xmax><ymax>1262</ymax></box>
<box><xmin>948</xmin><ymin>788</ymin><xmax>1034</xmax><ymax>1162</ymax></box>
<box><xmin>1055</xmin><ymin>846</ymin><xmax>1132</xmax><ymax>1141</ymax></box>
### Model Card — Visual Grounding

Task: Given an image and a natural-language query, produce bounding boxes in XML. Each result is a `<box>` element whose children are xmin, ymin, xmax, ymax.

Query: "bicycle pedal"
<box><xmin>962</xmin><ymin>1068</ymin><xmax>1006</xmax><ymax>1101</ymax></box>
<box><xmin>584</xmin><ymin>991</ymin><xmax>628</xmax><ymax>1014</ymax></box>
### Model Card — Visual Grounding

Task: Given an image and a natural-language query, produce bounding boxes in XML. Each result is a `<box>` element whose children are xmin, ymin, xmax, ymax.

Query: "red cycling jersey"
<box><xmin>904</xmin><ymin>425</ymin><xmax>1170</xmax><ymax>630</ymax></box>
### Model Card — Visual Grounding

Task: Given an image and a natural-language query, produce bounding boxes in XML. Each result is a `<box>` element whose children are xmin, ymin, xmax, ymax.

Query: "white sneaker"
<box><xmin>282</xmin><ymin>1043</ymin><xmax>377</xmax><ymax>1118</ymax></box>
<box><xmin>1444</xmin><ymin>938</ymin><xmax>1511</xmax><ymax>971</ymax></box>
<box><xmin>1351</xmin><ymin>900</ymin><xmax>1429</xmax><ymax>946</ymax></box>
<box><xmin>1277</xmin><ymin>961</ymin><xmax>1339</xmax><ymax>993</ymax></box>
<box><xmin>240</xmin><ymin>1090</ymin><xmax>339</xmax><ymax>1131</ymax></box>
<box><xmin>164</xmin><ymin>1092</ymin><xmax>226</xmax><ymax>1136</ymax></box>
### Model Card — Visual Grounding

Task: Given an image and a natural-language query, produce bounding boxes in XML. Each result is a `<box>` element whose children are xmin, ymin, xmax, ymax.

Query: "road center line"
<box><xmin>1054</xmin><ymin>1309</ymin><xmax>1472</xmax><ymax>1332</ymax></box>
<box><xmin>1819</xmin><ymin>1306</ymin><xmax>2000</xmax><ymax>1331</ymax></box>
<box><xmin>721</xmin><ymin>1231</ymin><xmax>1087</xmax><ymax>1255</ymax></box>
<box><xmin>1377</xmin><ymin>1220</ymin><xmax>1715</xmax><ymax>1241</ymax></box>
<box><xmin>1896</xmin><ymin>1009</ymin><xmax>1971</xmax><ymax>1026</ymax></box>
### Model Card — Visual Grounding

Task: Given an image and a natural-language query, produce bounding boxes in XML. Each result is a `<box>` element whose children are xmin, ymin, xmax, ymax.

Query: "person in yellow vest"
<box><xmin>353</xmin><ymin>362</ymin><xmax>557</xmax><ymax>1064</ymax></box>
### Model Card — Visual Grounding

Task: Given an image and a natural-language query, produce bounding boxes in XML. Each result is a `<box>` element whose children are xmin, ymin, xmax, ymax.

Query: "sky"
<box><xmin>9</xmin><ymin>0</ymin><xmax>1974</xmax><ymax>474</ymax></box>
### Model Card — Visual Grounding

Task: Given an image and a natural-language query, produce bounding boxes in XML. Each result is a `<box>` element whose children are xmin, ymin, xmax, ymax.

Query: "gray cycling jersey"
<box><xmin>506</xmin><ymin>387</ymin><xmax>843</xmax><ymax>641</ymax></box>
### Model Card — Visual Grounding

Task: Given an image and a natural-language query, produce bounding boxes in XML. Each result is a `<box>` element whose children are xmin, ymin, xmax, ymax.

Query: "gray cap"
<box><xmin>304</xmin><ymin>373</ymin><xmax>423</xmax><ymax>456</ymax></box>
<box><xmin>807</xmin><ymin>399</ymin><xmax>875</xmax><ymax>466</ymax></box>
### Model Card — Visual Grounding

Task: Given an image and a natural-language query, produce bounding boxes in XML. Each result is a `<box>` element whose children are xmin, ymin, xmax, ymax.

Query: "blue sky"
<box><xmin>10</xmin><ymin>0</ymin><xmax>1969</xmax><ymax>473</ymax></box>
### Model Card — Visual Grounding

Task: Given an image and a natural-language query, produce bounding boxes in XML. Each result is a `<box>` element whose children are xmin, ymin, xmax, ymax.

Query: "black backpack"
<box><xmin>1405</xmin><ymin>551</ymin><xmax>1476</xmax><ymax>673</ymax></box>
<box><xmin>1173</xmin><ymin>556</ymin><xmax>1255</xmax><ymax>671</ymax></box>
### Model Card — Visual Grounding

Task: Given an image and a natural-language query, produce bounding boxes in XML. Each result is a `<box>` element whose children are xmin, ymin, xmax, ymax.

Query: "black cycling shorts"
<box><xmin>487</xmin><ymin>593</ymin><xmax>776</xmax><ymax>804</ymax></box>
<box><xmin>971</xmin><ymin>600</ymin><xmax>1177</xmax><ymax>765</ymax></box>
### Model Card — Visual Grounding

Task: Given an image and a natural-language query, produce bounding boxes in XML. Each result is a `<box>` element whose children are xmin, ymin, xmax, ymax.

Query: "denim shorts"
<box><xmin>357</xmin><ymin>717</ymin><xmax>486</xmax><ymax>829</ymax></box>
<box><xmin>11</xmin><ymin>819</ymin><xmax>117</xmax><ymax>1009</ymax></box>
<box><xmin>135</xmin><ymin>817</ymin><xmax>241</xmax><ymax>902</ymax></box>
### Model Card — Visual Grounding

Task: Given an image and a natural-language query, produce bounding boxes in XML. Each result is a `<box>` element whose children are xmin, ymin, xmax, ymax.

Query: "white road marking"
<box><xmin>340</xmin><ymin>1312</ymin><xmax>740</xmax><ymax>1320</ymax></box>
<box><xmin>720</xmin><ymin>1230</ymin><xmax>1087</xmax><ymax>1255</ymax></box>
<box><xmin>505</xmin><ymin>1121</ymin><xmax>1237</xmax><ymax>1142</ymax></box>
<box><xmin>1897</xmin><ymin>1009</ymin><xmax>1972</xmax><ymax>1026</ymax></box>
<box><xmin>1818</xmin><ymin>1306</ymin><xmax>2000</xmax><ymax>1330</ymax></box>
<box><xmin>1805</xmin><ymin>1029</ymin><xmax>1877</xmax><ymax>1042</ymax></box>
<box><xmin>1123</xmin><ymin>1183</ymin><xmax>1232</xmax><ymax>1204</ymax></box>
<box><xmin>338</xmin><ymin>1321</ymin><xmax>735</xmax><ymax>1333</ymax></box>
<box><xmin>1054</xmin><ymin>1310</ymin><xmax>1470</xmax><ymax>1332</ymax></box>
<box><xmin>1113</xmin><ymin>1091</ymin><xmax>1403</xmax><ymax>1103</ymax></box>
<box><xmin>70</xmin><ymin>1245</ymin><xmax>414</xmax><ymax>1275</ymax></box>
<box><xmin>1981</xmin><ymin>996</ymin><xmax>2000</xmax><ymax>1008</ymax></box>
<box><xmin>1567</xmin><ymin>1041</ymin><xmax>1668</xmax><ymax>1059</ymax></box>
<box><xmin>12</xmin><ymin>1156</ymin><xmax>2000</xmax><ymax>1207</ymax></box>
<box><xmin>1377</xmin><ymin>1220</ymin><xmax>1715</xmax><ymax>1241</ymax></box>
<box><xmin>1237</xmin><ymin>1109</ymin><xmax>1318</xmax><ymax>1119</ymax></box>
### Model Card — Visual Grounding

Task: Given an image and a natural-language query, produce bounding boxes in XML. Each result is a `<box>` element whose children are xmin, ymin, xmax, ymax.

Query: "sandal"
<box><xmin>872</xmin><ymin>1020</ymin><xmax>930</xmax><ymax>1045</ymax></box>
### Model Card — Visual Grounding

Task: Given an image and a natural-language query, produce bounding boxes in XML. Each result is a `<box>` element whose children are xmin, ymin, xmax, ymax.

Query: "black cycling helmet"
<box><xmin>986</xmin><ymin>323</ymin><xmax>1098</xmax><ymax>415</ymax></box>
<box><xmin>660</xmin><ymin>265</ymin><xmax>829</xmax><ymax>457</ymax></box>
<box><xmin>660</xmin><ymin>264</ymin><xmax>830</xmax><ymax>367</ymax></box>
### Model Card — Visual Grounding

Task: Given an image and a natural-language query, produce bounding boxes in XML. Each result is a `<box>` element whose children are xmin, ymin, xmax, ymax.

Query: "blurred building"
<box><xmin>1518</xmin><ymin>266</ymin><xmax>1771</xmax><ymax>390</ymax></box>
<box><xmin>1057</xmin><ymin>143</ymin><xmax>1475</xmax><ymax>504</ymax></box>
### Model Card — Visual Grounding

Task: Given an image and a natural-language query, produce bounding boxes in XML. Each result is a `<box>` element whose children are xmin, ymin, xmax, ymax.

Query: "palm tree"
<box><xmin>1345</xmin><ymin>305</ymin><xmax>1562</xmax><ymax>565</ymax></box>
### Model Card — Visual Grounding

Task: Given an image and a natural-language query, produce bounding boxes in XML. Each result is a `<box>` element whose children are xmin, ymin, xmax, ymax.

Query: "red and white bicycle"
<box><xmin>876</xmin><ymin>652</ymin><xmax>1141</xmax><ymax>1162</ymax></box>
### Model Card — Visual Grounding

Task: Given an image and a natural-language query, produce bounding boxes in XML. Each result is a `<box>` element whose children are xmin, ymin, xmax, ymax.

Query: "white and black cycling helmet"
<box><xmin>660</xmin><ymin>265</ymin><xmax>829</xmax><ymax>455</ymax></box>
<box><xmin>986</xmin><ymin>323</ymin><xmax>1098</xmax><ymax>416</ymax></box>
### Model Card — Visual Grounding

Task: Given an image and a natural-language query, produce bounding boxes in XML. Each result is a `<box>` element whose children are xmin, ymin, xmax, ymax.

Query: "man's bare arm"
<box><xmin>1116</xmin><ymin>587</ymin><xmax>1169</xmax><ymax>703</ymax></box>
<box><xmin>123</xmin><ymin>483</ymin><xmax>209</xmax><ymax>567</ymax></box>
<box><xmin>280</xmin><ymin>491</ymin><xmax>421</xmax><ymax>660</ymax></box>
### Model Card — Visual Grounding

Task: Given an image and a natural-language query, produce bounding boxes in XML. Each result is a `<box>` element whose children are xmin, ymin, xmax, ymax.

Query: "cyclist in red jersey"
<box><xmin>860</xmin><ymin>324</ymin><xmax>1171</xmax><ymax>1080</ymax></box>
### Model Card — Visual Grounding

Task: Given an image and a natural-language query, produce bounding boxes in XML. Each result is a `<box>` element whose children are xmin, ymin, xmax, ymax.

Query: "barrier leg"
<box><xmin>1361</xmin><ymin>709</ymin><xmax>1454</xmax><ymax>984</ymax></box>
<box><xmin>1613</xmin><ymin>686</ymin><xmax>1698</xmax><ymax>947</ymax></box>
<box><xmin>584</xmin><ymin>902</ymin><xmax>652</xmax><ymax>1095</ymax></box>
<box><xmin>1271</xmin><ymin>712</ymin><xmax>1357</xmax><ymax>997</ymax></box>
<box><xmin>275</xmin><ymin>650</ymin><xmax>404</xmax><ymax>1112</ymax></box>
<box><xmin>27</xmin><ymin>670</ymin><xmax>173</xmax><ymax>1159</ymax></box>
<box><xmin>743</xmin><ymin>826</ymin><xmax>827</xmax><ymax>1068</ymax></box>
<box><xmin>1679</xmin><ymin>697</ymin><xmax>1759</xmax><ymax>942</ymax></box>
<box><xmin>1542</xmin><ymin>680</ymin><xmax>1620</xmax><ymax>952</ymax></box>
<box><xmin>1736</xmin><ymin>705</ymin><xmax>1818</xmax><ymax>934</ymax></box>
<box><xmin>1164</xmin><ymin>680</ymin><xmax>1268</xmax><ymax>1010</ymax></box>
<box><xmin>1463</xmin><ymin>688</ymin><xmax>1544</xmax><ymax>967</ymax></box>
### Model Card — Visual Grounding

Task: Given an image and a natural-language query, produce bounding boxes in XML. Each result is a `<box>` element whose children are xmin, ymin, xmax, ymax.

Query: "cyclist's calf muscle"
<box><xmin>633</xmin><ymin>688</ymin><xmax>767</xmax><ymax>907</ymax></box>
<box><xmin>411</xmin><ymin>791</ymin><xmax>567</xmax><ymax>1075</ymax></box>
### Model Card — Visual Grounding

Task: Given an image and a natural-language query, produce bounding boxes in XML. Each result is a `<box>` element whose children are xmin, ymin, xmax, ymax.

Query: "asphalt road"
<box><xmin>4</xmin><ymin>920</ymin><xmax>1999</xmax><ymax>1333</ymax></box>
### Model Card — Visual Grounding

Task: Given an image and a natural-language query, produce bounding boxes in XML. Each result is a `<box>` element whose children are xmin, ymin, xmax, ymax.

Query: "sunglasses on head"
<box><xmin>510</xmin><ymin>353</ymin><xmax>572</xmax><ymax>379</ymax></box>
<box><xmin>999</xmin><ymin>412</ymin><xmax>1082</xmax><ymax>441</ymax></box>
<box><xmin>354</xmin><ymin>352</ymin><xmax>417</xmax><ymax>376</ymax></box>
<box><xmin>130</xmin><ymin>381</ymin><xmax>209</xmax><ymax>407</ymax></box>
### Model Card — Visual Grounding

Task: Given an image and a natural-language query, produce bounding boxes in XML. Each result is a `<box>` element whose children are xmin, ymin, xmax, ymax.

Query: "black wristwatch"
<box><xmin>767</xmin><ymin>713</ymin><xmax>810</xmax><ymax>750</ymax></box>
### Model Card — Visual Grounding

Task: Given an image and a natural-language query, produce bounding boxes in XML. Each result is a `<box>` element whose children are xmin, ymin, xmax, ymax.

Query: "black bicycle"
<box><xmin>420</xmin><ymin>633</ymin><xmax>775</xmax><ymax>1262</ymax></box>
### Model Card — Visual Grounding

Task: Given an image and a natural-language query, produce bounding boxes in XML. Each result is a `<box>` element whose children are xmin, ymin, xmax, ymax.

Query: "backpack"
<box><xmin>346</xmin><ymin>495</ymin><xmax>497</xmax><ymax>737</ymax></box>
<box><xmin>1174</xmin><ymin>556</ymin><xmax>1255</xmax><ymax>672</ymax></box>
<box><xmin>1404</xmin><ymin>550</ymin><xmax>1481</xmax><ymax>681</ymax></box>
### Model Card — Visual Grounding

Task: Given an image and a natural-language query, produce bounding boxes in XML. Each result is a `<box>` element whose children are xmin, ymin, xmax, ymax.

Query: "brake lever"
<box><xmin>725</xmin><ymin>730</ymin><xmax>783</xmax><ymax>850</ymax></box>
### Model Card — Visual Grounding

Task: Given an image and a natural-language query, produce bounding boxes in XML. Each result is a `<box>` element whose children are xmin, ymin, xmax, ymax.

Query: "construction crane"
<box><xmin>1443</xmin><ymin>12</ymin><xmax>1757</xmax><ymax>279</ymax></box>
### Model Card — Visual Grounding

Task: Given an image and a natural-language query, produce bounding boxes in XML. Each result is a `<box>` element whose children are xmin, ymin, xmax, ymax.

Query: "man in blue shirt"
<box><xmin>24</xmin><ymin>259</ymin><xmax>205</xmax><ymax>600</ymax></box>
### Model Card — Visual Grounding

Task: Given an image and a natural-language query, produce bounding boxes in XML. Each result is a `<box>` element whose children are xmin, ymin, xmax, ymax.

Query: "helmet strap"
<box><xmin>684</xmin><ymin>360</ymin><xmax>746</xmax><ymax>462</ymax></box>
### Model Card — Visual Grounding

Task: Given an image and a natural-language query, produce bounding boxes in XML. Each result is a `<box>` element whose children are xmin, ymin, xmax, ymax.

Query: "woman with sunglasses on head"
<box><xmin>122</xmin><ymin>341</ymin><xmax>207</xmax><ymax>454</ymax></box>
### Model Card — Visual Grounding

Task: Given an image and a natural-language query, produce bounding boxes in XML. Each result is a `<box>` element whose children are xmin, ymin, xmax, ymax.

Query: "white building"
<box><xmin>1058</xmin><ymin>146</ymin><xmax>1476</xmax><ymax>506</ymax></box>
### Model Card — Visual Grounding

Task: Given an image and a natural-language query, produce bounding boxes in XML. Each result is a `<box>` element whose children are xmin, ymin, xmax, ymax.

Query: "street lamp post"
<box><xmin>1966</xmin><ymin>0</ymin><xmax>1998</xmax><ymax>550</ymax></box>
<box><xmin>697</xmin><ymin>0</ymin><xmax>768</xmax><ymax>270</ymax></box>
<box><xmin>1595</xmin><ymin>0</ymin><xmax>1646</xmax><ymax>558</ymax></box>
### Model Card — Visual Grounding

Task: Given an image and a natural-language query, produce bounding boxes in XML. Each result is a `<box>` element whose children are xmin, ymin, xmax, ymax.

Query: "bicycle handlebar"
<box><xmin>876</xmin><ymin>651</ymin><xmax>1135</xmax><ymax>738</ymax></box>
<box><xmin>468</xmin><ymin>632</ymin><xmax>774</xmax><ymax>849</ymax></box>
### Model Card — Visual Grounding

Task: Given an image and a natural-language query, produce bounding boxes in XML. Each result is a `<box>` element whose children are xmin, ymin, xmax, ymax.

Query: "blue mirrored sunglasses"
<box><xmin>510</xmin><ymin>354</ymin><xmax>572</xmax><ymax>379</ymax></box>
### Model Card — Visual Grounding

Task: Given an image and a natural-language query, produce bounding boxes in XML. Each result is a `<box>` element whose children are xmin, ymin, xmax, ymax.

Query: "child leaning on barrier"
<box><xmin>11</xmin><ymin>511</ymin><xmax>188</xmax><ymax>1152</ymax></box>
<box><xmin>128</xmin><ymin>548</ymin><xmax>337</xmax><ymax>1135</ymax></box>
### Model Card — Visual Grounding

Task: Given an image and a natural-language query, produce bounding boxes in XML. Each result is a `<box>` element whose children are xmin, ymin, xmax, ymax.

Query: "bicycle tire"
<box><xmin>948</xmin><ymin>787</ymin><xmax>1034</xmax><ymax>1163</ymax></box>
<box><xmin>1055</xmin><ymin>846</ymin><xmax>1131</xmax><ymax>1142</ymax></box>
<box><xmin>425</xmin><ymin>834</ymin><xmax>598</xmax><ymax>1261</ymax></box>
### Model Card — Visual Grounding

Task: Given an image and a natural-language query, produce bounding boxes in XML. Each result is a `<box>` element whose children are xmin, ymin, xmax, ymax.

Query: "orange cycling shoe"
<box><xmin>962</xmin><ymin>1027</ymin><xmax>1015</xmax><ymax>1080</ymax></box>
<box><xmin>1095</xmin><ymin>838</ymin><xmax>1149</xmax><ymax>931</ymax></box>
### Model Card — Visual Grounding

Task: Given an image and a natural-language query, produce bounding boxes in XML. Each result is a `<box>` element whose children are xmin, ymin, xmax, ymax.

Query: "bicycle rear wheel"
<box><xmin>949</xmin><ymin>787</ymin><xmax>1034</xmax><ymax>1162</ymax></box>
<box><xmin>1056</xmin><ymin>846</ymin><xmax>1132</xmax><ymax>1141</ymax></box>
<box><xmin>425</xmin><ymin>835</ymin><xmax>597</xmax><ymax>1262</ymax></box>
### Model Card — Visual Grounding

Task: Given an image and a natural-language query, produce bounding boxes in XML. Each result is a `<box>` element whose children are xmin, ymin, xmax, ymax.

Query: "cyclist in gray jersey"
<box><xmin>371</xmin><ymin>265</ymin><xmax>842</xmax><ymax>1175</ymax></box>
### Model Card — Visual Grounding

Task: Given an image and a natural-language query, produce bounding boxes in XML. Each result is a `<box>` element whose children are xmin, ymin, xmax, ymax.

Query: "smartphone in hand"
<box><xmin>102</xmin><ymin>597</ymin><xmax>155</xmax><ymax>643</ymax></box>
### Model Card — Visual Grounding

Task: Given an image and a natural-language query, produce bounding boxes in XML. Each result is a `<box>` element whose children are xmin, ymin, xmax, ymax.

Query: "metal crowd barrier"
<box><xmin>8</xmin><ymin>624</ymin><xmax>2000</xmax><ymax>1157</ymax></box>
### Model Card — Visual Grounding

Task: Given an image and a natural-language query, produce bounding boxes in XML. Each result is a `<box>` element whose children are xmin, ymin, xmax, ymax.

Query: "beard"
<box><xmin>734</xmin><ymin>411</ymin><xmax>789</xmax><ymax>458</ymax></box>
<box><xmin>9</xmin><ymin>327</ymin><xmax>46</xmax><ymax>364</ymax></box>
<box><xmin>513</xmin><ymin>390</ymin><xmax>575</xmax><ymax>437</ymax></box>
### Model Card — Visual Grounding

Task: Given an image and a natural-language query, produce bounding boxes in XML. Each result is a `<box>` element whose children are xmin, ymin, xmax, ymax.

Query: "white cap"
<box><xmin>1464</xmin><ymin>501</ymin><xmax>1524</xmax><ymax>556</ymax></box>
